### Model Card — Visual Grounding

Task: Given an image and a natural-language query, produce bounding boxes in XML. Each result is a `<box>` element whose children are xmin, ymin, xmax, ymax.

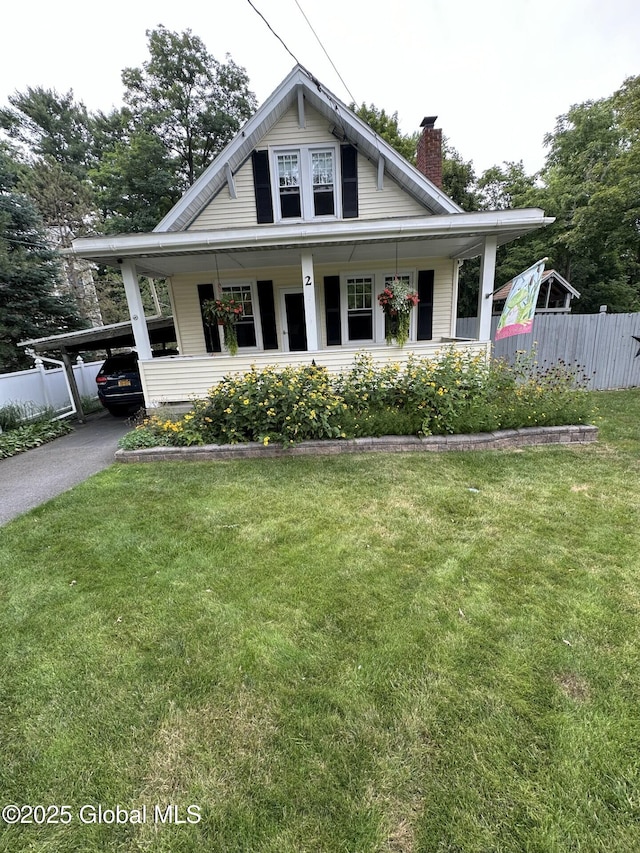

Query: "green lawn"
<box><xmin>0</xmin><ymin>390</ymin><xmax>639</xmax><ymax>852</ymax></box>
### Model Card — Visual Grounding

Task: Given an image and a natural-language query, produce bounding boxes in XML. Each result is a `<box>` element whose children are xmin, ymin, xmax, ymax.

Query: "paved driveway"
<box><xmin>0</xmin><ymin>412</ymin><xmax>131</xmax><ymax>526</ymax></box>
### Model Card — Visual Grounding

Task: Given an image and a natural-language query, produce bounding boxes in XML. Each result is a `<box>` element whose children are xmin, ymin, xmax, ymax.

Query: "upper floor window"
<box><xmin>273</xmin><ymin>146</ymin><xmax>337</xmax><ymax>221</ymax></box>
<box><xmin>311</xmin><ymin>151</ymin><xmax>335</xmax><ymax>216</ymax></box>
<box><xmin>277</xmin><ymin>152</ymin><xmax>301</xmax><ymax>218</ymax></box>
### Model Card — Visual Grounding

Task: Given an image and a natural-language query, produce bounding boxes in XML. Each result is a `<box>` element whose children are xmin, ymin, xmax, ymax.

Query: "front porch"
<box><xmin>139</xmin><ymin>338</ymin><xmax>489</xmax><ymax>405</ymax></box>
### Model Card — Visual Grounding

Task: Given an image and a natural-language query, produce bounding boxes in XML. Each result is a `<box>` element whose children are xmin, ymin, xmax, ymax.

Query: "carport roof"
<box><xmin>20</xmin><ymin>315</ymin><xmax>176</xmax><ymax>355</ymax></box>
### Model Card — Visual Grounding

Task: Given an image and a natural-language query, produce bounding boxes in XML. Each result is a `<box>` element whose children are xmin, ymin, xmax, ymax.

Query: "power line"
<box><xmin>244</xmin><ymin>0</ymin><xmax>363</xmax><ymax>152</ymax></box>
<box><xmin>245</xmin><ymin>0</ymin><xmax>302</xmax><ymax>68</ymax></box>
<box><xmin>293</xmin><ymin>0</ymin><xmax>357</xmax><ymax>105</ymax></box>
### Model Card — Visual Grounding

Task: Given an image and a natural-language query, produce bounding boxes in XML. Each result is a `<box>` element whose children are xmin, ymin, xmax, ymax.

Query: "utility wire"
<box><xmin>293</xmin><ymin>0</ymin><xmax>358</xmax><ymax>105</ymax></box>
<box><xmin>246</xmin><ymin>0</ymin><xmax>303</xmax><ymax>68</ymax></box>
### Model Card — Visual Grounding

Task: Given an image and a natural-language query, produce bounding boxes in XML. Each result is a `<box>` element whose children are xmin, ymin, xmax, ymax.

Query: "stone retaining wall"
<box><xmin>115</xmin><ymin>425</ymin><xmax>598</xmax><ymax>463</ymax></box>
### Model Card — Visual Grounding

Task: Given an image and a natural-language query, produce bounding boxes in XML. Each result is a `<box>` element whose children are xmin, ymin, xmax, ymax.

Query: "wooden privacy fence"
<box><xmin>456</xmin><ymin>313</ymin><xmax>640</xmax><ymax>390</ymax></box>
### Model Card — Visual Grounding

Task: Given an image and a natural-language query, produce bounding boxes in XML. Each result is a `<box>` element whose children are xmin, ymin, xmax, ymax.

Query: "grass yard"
<box><xmin>0</xmin><ymin>390</ymin><xmax>639</xmax><ymax>852</ymax></box>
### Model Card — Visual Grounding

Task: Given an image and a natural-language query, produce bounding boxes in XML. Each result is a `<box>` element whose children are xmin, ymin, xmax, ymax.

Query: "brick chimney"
<box><xmin>416</xmin><ymin>116</ymin><xmax>442</xmax><ymax>188</ymax></box>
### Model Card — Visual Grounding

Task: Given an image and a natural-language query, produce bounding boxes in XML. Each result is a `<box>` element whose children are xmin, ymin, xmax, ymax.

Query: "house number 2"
<box><xmin>304</xmin><ymin>275</ymin><xmax>312</xmax><ymax>286</ymax></box>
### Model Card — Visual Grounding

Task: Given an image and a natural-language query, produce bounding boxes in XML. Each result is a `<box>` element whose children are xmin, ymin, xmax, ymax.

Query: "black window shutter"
<box><xmin>324</xmin><ymin>276</ymin><xmax>342</xmax><ymax>346</ymax></box>
<box><xmin>257</xmin><ymin>280</ymin><xmax>278</xmax><ymax>350</ymax></box>
<box><xmin>340</xmin><ymin>145</ymin><xmax>358</xmax><ymax>219</ymax></box>
<box><xmin>198</xmin><ymin>283</ymin><xmax>222</xmax><ymax>352</ymax></box>
<box><xmin>417</xmin><ymin>270</ymin><xmax>434</xmax><ymax>341</ymax></box>
<box><xmin>252</xmin><ymin>150</ymin><xmax>274</xmax><ymax>224</ymax></box>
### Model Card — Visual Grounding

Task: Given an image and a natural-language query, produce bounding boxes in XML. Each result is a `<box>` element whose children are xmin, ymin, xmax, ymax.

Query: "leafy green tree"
<box><xmin>539</xmin><ymin>83</ymin><xmax>640</xmax><ymax>312</ymax></box>
<box><xmin>441</xmin><ymin>139</ymin><xmax>479</xmax><ymax>211</ymax></box>
<box><xmin>476</xmin><ymin>161</ymin><xmax>537</xmax><ymax>211</ymax></box>
<box><xmin>121</xmin><ymin>25</ymin><xmax>257</xmax><ymax>189</ymax></box>
<box><xmin>352</xmin><ymin>102</ymin><xmax>419</xmax><ymax>163</ymax></box>
<box><xmin>0</xmin><ymin>144</ymin><xmax>84</xmax><ymax>372</ymax></box>
<box><xmin>90</xmin><ymin>129</ymin><xmax>178</xmax><ymax>233</ymax></box>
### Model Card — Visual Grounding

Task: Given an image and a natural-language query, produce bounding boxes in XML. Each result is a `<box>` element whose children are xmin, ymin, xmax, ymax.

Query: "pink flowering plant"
<box><xmin>377</xmin><ymin>278</ymin><xmax>419</xmax><ymax>347</ymax></box>
<box><xmin>202</xmin><ymin>296</ymin><xmax>244</xmax><ymax>355</ymax></box>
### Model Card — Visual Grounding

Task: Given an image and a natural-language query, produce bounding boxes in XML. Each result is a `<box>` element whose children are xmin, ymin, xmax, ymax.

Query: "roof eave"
<box><xmin>68</xmin><ymin>210</ymin><xmax>554</xmax><ymax>265</ymax></box>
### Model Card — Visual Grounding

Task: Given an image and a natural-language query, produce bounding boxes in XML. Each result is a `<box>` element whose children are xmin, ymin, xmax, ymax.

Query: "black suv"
<box><xmin>95</xmin><ymin>352</ymin><xmax>145</xmax><ymax>416</ymax></box>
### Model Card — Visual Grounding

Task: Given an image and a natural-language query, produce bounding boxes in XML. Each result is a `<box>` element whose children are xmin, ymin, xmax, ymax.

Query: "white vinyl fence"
<box><xmin>0</xmin><ymin>357</ymin><xmax>103</xmax><ymax>416</ymax></box>
<box><xmin>456</xmin><ymin>313</ymin><xmax>640</xmax><ymax>390</ymax></box>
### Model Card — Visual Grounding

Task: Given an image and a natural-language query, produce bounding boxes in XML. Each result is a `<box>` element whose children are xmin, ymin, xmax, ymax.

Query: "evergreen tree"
<box><xmin>0</xmin><ymin>144</ymin><xmax>84</xmax><ymax>372</ymax></box>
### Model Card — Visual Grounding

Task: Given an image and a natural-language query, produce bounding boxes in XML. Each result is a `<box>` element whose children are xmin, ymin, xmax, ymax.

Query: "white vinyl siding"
<box><xmin>187</xmin><ymin>159</ymin><xmax>257</xmax><ymax>230</ymax></box>
<box><xmin>140</xmin><ymin>338</ymin><xmax>490</xmax><ymax>405</ymax></box>
<box><xmin>357</xmin><ymin>156</ymin><xmax>427</xmax><ymax>219</ymax></box>
<box><xmin>261</xmin><ymin>104</ymin><xmax>333</xmax><ymax>146</ymax></box>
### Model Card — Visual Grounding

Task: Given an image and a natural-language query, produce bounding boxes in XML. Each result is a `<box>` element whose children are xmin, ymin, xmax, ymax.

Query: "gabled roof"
<box><xmin>493</xmin><ymin>269</ymin><xmax>581</xmax><ymax>302</ymax></box>
<box><xmin>154</xmin><ymin>64</ymin><xmax>462</xmax><ymax>233</ymax></box>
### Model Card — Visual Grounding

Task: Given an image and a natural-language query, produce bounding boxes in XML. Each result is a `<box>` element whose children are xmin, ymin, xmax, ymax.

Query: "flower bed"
<box><xmin>118</xmin><ymin>350</ymin><xmax>595</xmax><ymax>452</ymax></box>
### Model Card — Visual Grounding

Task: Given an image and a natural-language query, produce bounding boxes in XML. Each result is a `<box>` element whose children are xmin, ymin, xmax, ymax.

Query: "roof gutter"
<box><xmin>67</xmin><ymin>209</ymin><xmax>554</xmax><ymax>263</ymax></box>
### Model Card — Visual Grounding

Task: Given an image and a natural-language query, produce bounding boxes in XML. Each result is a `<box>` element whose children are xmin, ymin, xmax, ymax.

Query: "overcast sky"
<box><xmin>3</xmin><ymin>0</ymin><xmax>639</xmax><ymax>175</ymax></box>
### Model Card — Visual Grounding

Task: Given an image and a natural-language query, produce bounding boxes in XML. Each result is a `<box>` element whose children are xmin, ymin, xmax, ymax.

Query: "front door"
<box><xmin>283</xmin><ymin>291</ymin><xmax>307</xmax><ymax>351</ymax></box>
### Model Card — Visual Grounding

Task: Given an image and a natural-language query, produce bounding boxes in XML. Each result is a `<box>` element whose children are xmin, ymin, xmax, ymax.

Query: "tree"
<box><xmin>0</xmin><ymin>87</ymin><xmax>94</xmax><ymax>180</ymax></box>
<box><xmin>476</xmin><ymin>161</ymin><xmax>536</xmax><ymax>211</ymax></box>
<box><xmin>352</xmin><ymin>102</ymin><xmax>419</xmax><ymax>163</ymax></box>
<box><xmin>90</xmin><ymin>129</ymin><xmax>178</xmax><ymax>233</ymax></box>
<box><xmin>0</xmin><ymin>144</ymin><xmax>84</xmax><ymax>372</ymax></box>
<box><xmin>539</xmin><ymin>84</ymin><xmax>640</xmax><ymax>312</ymax></box>
<box><xmin>121</xmin><ymin>25</ymin><xmax>257</xmax><ymax>189</ymax></box>
<box><xmin>441</xmin><ymin>139</ymin><xmax>479</xmax><ymax>211</ymax></box>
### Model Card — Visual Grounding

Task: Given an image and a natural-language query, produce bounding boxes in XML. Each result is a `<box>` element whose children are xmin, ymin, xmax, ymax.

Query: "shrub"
<box><xmin>0</xmin><ymin>418</ymin><xmax>73</xmax><ymax>458</ymax></box>
<box><xmin>118</xmin><ymin>426</ymin><xmax>173</xmax><ymax>450</ymax></box>
<box><xmin>188</xmin><ymin>364</ymin><xmax>346</xmax><ymax>446</ymax></box>
<box><xmin>116</xmin><ymin>350</ymin><xmax>595</xmax><ymax>450</ymax></box>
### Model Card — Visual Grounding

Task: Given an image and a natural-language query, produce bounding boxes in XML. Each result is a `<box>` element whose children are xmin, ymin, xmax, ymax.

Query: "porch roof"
<box><xmin>19</xmin><ymin>315</ymin><xmax>176</xmax><ymax>355</ymax></box>
<box><xmin>68</xmin><ymin>209</ymin><xmax>554</xmax><ymax>278</ymax></box>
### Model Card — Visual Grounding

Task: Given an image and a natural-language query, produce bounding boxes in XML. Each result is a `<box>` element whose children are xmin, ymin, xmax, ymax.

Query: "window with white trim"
<box><xmin>346</xmin><ymin>276</ymin><xmax>373</xmax><ymax>341</ymax></box>
<box><xmin>311</xmin><ymin>150</ymin><xmax>335</xmax><ymax>216</ymax></box>
<box><xmin>220</xmin><ymin>284</ymin><xmax>258</xmax><ymax>348</ymax></box>
<box><xmin>276</xmin><ymin>152</ymin><xmax>301</xmax><ymax>218</ymax></box>
<box><xmin>272</xmin><ymin>146</ymin><xmax>337</xmax><ymax>220</ymax></box>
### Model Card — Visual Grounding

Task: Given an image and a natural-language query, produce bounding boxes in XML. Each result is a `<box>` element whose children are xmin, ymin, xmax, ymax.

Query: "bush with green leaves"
<box><xmin>0</xmin><ymin>419</ymin><xmax>73</xmax><ymax>458</ymax></box>
<box><xmin>118</xmin><ymin>350</ymin><xmax>595</xmax><ymax>450</ymax></box>
<box><xmin>189</xmin><ymin>363</ymin><xmax>346</xmax><ymax>446</ymax></box>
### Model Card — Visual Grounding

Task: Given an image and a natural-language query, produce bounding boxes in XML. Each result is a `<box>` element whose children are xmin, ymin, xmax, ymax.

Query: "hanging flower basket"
<box><xmin>377</xmin><ymin>278</ymin><xmax>419</xmax><ymax>347</ymax></box>
<box><xmin>202</xmin><ymin>296</ymin><xmax>244</xmax><ymax>356</ymax></box>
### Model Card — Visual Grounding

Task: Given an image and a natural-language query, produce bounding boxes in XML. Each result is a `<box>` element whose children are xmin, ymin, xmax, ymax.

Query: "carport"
<box><xmin>19</xmin><ymin>316</ymin><xmax>176</xmax><ymax>421</ymax></box>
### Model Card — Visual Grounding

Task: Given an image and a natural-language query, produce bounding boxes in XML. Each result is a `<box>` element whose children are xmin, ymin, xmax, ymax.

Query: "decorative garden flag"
<box><xmin>495</xmin><ymin>260</ymin><xmax>546</xmax><ymax>340</ymax></box>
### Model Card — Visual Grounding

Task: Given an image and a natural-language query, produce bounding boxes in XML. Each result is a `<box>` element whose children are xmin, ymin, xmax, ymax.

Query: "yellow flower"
<box><xmin>224</xmin><ymin>407</ymin><xmax>232</xmax><ymax>414</ymax></box>
<box><xmin>263</xmin><ymin>436</ymin><xmax>270</xmax><ymax>446</ymax></box>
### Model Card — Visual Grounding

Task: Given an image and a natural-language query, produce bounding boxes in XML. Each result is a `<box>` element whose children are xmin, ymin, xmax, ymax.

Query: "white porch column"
<box><xmin>120</xmin><ymin>260</ymin><xmax>152</xmax><ymax>360</ymax></box>
<box><xmin>477</xmin><ymin>236</ymin><xmax>497</xmax><ymax>341</ymax></box>
<box><xmin>300</xmin><ymin>250</ymin><xmax>319</xmax><ymax>352</ymax></box>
